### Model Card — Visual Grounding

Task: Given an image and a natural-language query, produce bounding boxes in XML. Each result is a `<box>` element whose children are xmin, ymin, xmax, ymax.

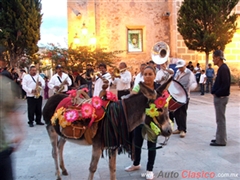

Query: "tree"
<box><xmin>0</xmin><ymin>0</ymin><xmax>42</xmax><ymax>67</ymax></box>
<box><xmin>177</xmin><ymin>0</ymin><xmax>239</xmax><ymax>68</ymax></box>
<box><xmin>42</xmin><ymin>44</ymin><xmax>124</xmax><ymax>72</ymax></box>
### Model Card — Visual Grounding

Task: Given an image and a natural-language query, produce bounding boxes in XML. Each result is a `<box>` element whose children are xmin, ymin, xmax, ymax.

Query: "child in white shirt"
<box><xmin>199</xmin><ymin>70</ymin><xmax>207</xmax><ymax>95</ymax></box>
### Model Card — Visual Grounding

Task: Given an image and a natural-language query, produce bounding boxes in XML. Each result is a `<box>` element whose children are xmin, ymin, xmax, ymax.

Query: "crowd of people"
<box><xmin>0</xmin><ymin>49</ymin><xmax>231</xmax><ymax>180</ymax></box>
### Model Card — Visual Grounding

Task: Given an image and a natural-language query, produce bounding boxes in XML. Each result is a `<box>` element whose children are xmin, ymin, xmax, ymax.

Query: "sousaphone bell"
<box><xmin>151</xmin><ymin>41</ymin><xmax>170</xmax><ymax>65</ymax></box>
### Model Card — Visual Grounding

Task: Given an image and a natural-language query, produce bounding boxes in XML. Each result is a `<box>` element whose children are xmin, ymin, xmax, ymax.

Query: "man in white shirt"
<box><xmin>155</xmin><ymin>61</ymin><xmax>174</xmax><ymax>86</ymax></box>
<box><xmin>133</xmin><ymin>63</ymin><xmax>146</xmax><ymax>88</ymax></box>
<box><xmin>112</xmin><ymin>62</ymin><xmax>132</xmax><ymax>100</ymax></box>
<box><xmin>22</xmin><ymin>65</ymin><xmax>45</xmax><ymax>127</ymax></box>
<box><xmin>93</xmin><ymin>63</ymin><xmax>111</xmax><ymax>97</ymax></box>
<box><xmin>48</xmin><ymin>65</ymin><xmax>72</xmax><ymax>94</ymax></box>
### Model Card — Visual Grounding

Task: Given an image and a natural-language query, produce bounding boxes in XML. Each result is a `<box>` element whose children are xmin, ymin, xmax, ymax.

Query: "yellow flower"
<box><xmin>150</xmin><ymin>122</ymin><xmax>161</xmax><ymax>135</ymax></box>
<box><xmin>145</xmin><ymin>103</ymin><xmax>159</xmax><ymax>118</ymax></box>
<box><xmin>164</xmin><ymin>96</ymin><xmax>171</xmax><ymax>108</ymax></box>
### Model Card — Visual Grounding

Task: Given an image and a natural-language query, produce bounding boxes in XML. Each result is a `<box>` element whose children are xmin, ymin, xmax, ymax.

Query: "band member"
<box><xmin>172</xmin><ymin>59</ymin><xmax>197</xmax><ymax>138</ymax></box>
<box><xmin>133</xmin><ymin>63</ymin><xmax>146</xmax><ymax>88</ymax></box>
<box><xmin>155</xmin><ymin>61</ymin><xmax>174</xmax><ymax>86</ymax></box>
<box><xmin>48</xmin><ymin>65</ymin><xmax>72</xmax><ymax>94</ymax></box>
<box><xmin>93</xmin><ymin>63</ymin><xmax>111</xmax><ymax>97</ymax></box>
<box><xmin>22</xmin><ymin>65</ymin><xmax>45</xmax><ymax>127</ymax></box>
<box><xmin>112</xmin><ymin>62</ymin><xmax>132</xmax><ymax>100</ymax></box>
<box><xmin>85</xmin><ymin>64</ymin><xmax>94</xmax><ymax>97</ymax></box>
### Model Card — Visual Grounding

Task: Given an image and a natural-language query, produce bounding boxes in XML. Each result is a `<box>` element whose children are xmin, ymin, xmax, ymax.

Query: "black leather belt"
<box><xmin>118</xmin><ymin>89</ymin><xmax>130</xmax><ymax>92</ymax></box>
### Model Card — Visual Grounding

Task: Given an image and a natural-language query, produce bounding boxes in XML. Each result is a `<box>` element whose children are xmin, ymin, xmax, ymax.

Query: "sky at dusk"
<box><xmin>38</xmin><ymin>0</ymin><xmax>68</xmax><ymax>48</ymax></box>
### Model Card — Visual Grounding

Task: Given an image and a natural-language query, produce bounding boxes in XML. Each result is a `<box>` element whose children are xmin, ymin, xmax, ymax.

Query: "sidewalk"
<box><xmin>13</xmin><ymin>86</ymin><xmax>240</xmax><ymax>180</ymax></box>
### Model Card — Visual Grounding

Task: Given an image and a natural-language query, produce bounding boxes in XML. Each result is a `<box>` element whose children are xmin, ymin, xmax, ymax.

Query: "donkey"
<box><xmin>42</xmin><ymin>78</ymin><xmax>173</xmax><ymax>180</ymax></box>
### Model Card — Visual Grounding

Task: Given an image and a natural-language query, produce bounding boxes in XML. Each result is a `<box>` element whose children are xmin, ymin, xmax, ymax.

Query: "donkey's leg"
<box><xmin>46</xmin><ymin>125</ymin><xmax>61</xmax><ymax>180</ymax></box>
<box><xmin>109</xmin><ymin>150</ymin><xmax>117</xmax><ymax>180</ymax></box>
<box><xmin>88</xmin><ymin>144</ymin><xmax>102</xmax><ymax>180</ymax></box>
<box><xmin>58</xmin><ymin>137</ymin><xmax>68</xmax><ymax>175</ymax></box>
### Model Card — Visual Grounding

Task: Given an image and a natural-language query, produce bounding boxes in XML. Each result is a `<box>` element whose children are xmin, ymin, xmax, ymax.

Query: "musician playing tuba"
<box><xmin>22</xmin><ymin>65</ymin><xmax>45</xmax><ymax>127</ymax></box>
<box><xmin>48</xmin><ymin>65</ymin><xmax>72</xmax><ymax>94</ymax></box>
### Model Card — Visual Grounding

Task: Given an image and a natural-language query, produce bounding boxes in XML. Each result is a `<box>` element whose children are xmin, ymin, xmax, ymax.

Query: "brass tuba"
<box><xmin>151</xmin><ymin>41</ymin><xmax>170</xmax><ymax>65</ymax></box>
<box><xmin>34</xmin><ymin>76</ymin><xmax>42</xmax><ymax>99</ymax></box>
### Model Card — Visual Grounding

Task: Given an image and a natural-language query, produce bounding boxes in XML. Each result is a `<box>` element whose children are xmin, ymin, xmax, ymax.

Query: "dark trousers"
<box><xmin>87</xmin><ymin>81</ymin><xmax>93</xmax><ymax>98</ymax></box>
<box><xmin>0</xmin><ymin>147</ymin><xmax>14</xmax><ymax>180</ymax></box>
<box><xmin>27</xmin><ymin>96</ymin><xmax>43</xmax><ymax>124</ymax></box>
<box><xmin>133</xmin><ymin>125</ymin><xmax>156</xmax><ymax>171</ymax></box>
<box><xmin>117</xmin><ymin>90</ymin><xmax>130</xmax><ymax>100</ymax></box>
<box><xmin>200</xmin><ymin>83</ymin><xmax>205</xmax><ymax>95</ymax></box>
<box><xmin>21</xmin><ymin>87</ymin><xmax>26</xmax><ymax>98</ymax></box>
<box><xmin>174</xmin><ymin>99</ymin><xmax>189</xmax><ymax>133</ymax></box>
<box><xmin>206</xmin><ymin>78</ymin><xmax>213</xmax><ymax>93</ymax></box>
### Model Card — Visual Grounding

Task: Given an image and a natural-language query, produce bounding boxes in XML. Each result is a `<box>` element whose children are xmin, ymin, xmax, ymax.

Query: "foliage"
<box><xmin>177</xmin><ymin>0</ymin><xmax>239</xmax><ymax>68</ymax></box>
<box><xmin>41</xmin><ymin>44</ymin><xmax>124</xmax><ymax>72</ymax></box>
<box><xmin>0</xmin><ymin>0</ymin><xmax>42</xmax><ymax>67</ymax></box>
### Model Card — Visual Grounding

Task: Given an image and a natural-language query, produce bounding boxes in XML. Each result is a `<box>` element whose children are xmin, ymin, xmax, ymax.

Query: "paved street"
<box><xmin>12</xmin><ymin>86</ymin><xmax>240</xmax><ymax>180</ymax></box>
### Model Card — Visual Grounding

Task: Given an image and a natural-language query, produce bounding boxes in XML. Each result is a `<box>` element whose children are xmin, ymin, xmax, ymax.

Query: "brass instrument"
<box><xmin>112</xmin><ymin>68</ymin><xmax>127</xmax><ymax>78</ymax></box>
<box><xmin>56</xmin><ymin>76</ymin><xmax>68</xmax><ymax>93</ymax></box>
<box><xmin>151</xmin><ymin>41</ymin><xmax>170</xmax><ymax>65</ymax></box>
<box><xmin>34</xmin><ymin>76</ymin><xmax>42</xmax><ymax>99</ymax></box>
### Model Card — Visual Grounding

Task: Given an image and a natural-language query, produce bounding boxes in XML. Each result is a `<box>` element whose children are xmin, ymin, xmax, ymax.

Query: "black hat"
<box><xmin>148</xmin><ymin>60</ymin><xmax>155</xmax><ymax>64</ymax></box>
<box><xmin>55</xmin><ymin>64</ymin><xmax>62</xmax><ymax>69</ymax></box>
<box><xmin>213</xmin><ymin>50</ymin><xmax>226</xmax><ymax>61</ymax></box>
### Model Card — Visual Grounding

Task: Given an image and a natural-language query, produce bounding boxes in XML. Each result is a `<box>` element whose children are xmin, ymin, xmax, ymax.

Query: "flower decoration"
<box><xmin>59</xmin><ymin>115</ymin><xmax>71</xmax><ymax>128</ymax></box>
<box><xmin>164</xmin><ymin>96</ymin><xmax>171</xmax><ymax>108</ymax></box>
<box><xmin>81</xmin><ymin>103</ymin><xmax>94</xmax><ymax>119</ymax></box>
<box><xmin>51</xmin><ymin>107</ymin><xmax>65</xmax><ymax>125</ymax></box>
<box><xmin>64</xmin><ymin>109</ymin><xmax>79</xmax><ymax>122</ymax></box>
<box><xmin>88</xmin><ymin>110</ymin><xmax>97</xmax><ymax>127</ymax></box>
<box><xmin>67</xmin><ymin>89</ymin><xmax>77</xmax><ymax>98</ymax></box>
<box><xmin>81</xmin><ymin>87</ymin><xmax>89</xmax><ymax>93</ymax></box>
<box><xmin>92</xmin><ymin>96</ymin><xmax>102</xmax><ymax>109</ymax></box>
<box><xmin>145</xmin><ymin>104</ymin><xmax>160</xmax><ymax>118</ymax></box>
<box><xmin>106</xmin><ymin>91</ymin><xmax>117</xmax><ymax>101</ymax></box>
<box><xmin>162</xmin><ymin>90</ymin><xmax>170</xmax><ymax>98</ymax></box>
<box><xmin>154</xmin><ymin>97</ymin><xmax>167</xmax><ymax>109</ymax></box>
<box><xmin>150</xmin><ymin>122</ymin><xmax>161</xmax><ymax>135</ymax></box>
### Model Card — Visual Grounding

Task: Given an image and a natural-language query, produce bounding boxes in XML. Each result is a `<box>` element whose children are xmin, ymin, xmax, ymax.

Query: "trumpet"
<box><xmin>34</xmin><ymin>76</ymin><xmax>42</xmax><ymax>98</ymax></box>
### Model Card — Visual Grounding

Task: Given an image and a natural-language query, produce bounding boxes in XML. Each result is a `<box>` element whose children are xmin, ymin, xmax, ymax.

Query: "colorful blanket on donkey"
<box><xmin>51</xmin><ymin>95</ymin><xmax>111</xmax><ymax>144</ymax></box>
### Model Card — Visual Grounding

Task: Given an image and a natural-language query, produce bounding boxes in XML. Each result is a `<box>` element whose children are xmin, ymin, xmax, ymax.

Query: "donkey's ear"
<box><xmin>156</xmin><ymin>76</ymin><xmax>173</xmax><ymax>94</ymax></box>
<box><xmin>139</xmin><ymin>82</ymin><xmax>157</xmax><ymax>100</ymax></box>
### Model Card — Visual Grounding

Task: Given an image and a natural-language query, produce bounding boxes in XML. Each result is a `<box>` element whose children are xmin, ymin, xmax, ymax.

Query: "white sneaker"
<box><xmin>146</xmin><ymin>171</ymin><xmax>154</xmax><ymax>180</ymax></box>
<box><xmin>124</xmin><ymin>164</ymin><xmax>141</xmax><ymax>172</ymax></box>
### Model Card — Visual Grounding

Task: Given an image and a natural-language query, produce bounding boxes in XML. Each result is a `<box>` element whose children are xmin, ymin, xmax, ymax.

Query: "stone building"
<box><xmin>67</xmin><ymin>0</ymin><xmax>240</xmax><ymax>77</ymax></box>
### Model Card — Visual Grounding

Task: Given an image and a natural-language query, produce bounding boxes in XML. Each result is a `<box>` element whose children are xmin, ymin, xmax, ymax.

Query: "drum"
<box><xmin>167</xmin><ymin>80</ymin><xmax>188</xmax><ymax>111</ymax></box>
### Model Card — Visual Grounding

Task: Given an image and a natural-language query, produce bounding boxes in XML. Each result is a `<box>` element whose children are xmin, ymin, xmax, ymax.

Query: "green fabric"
<box><xmin>0</xmin><ymin>76</ymin><xmax>17</xmax><ymax>152</ymax></box>
<box><xmin>132</xmin><ymin>84</ymin><xmax>140</xmax><ymax>93</ymax></box>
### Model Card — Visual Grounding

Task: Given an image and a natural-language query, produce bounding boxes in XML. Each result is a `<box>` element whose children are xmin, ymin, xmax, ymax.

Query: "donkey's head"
<box><xmin>138</xmin><ymin>77</ymin><xmax>173</xmax><ymax>139</ymax></box>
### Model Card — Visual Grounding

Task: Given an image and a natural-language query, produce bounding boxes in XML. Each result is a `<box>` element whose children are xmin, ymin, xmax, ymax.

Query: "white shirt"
<box><xmin>133</xmin><ymin>72</ymin><xmax>144</xmax><ymax>88</ymax></box>
<box><xmin>199</xmin><ymin>74</ymin><xmax>206</xmax><ymax>84</ymax></box>
<box><xmin>112</xmin><ymin>70</ymin><xmax>132</xmax><ymax>91</ymax></box>
<box><xmin>48</xmin><ymin>72</ymin><xmax>72</xmax><ymax>93</ymax></box>
<box><xmin>155</xmin><ymin>68</ymin><xmax>173</xmax><ymax>85</ymax></box>
<box><xmin>93</xmin><ymin>72</ymin><xmax>111</xmax><ymax>97</ymax></box>
<box><xmin>22</xmin><ymin>74</ymin><xmax>45</xmax><ymax>97</ymax></box>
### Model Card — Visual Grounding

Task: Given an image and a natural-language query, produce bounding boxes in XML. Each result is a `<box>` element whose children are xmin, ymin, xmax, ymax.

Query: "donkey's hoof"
<box><xmin>56</xmin><ymin>177</ymin><xmax>61</xmax><ymax>180</ymax></box>
<box><xmin>62</xmin><ymin>169</ymin><xmax>68</xmax><ymax>176</ymax></box>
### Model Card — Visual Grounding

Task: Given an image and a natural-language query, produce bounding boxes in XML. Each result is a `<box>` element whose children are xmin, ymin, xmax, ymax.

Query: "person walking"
<box><xmin>0</xmin><ymin>75</ymin><xmax>24</xmax><ymax>180</ymax></box>
<box><xmin>125</xmin><ymin>66</ymin><xmax>158</xmax><ymax>180</ymax></box>
<box><xmin>48</xmin><ymin>65</ymin><xmax>72</xmax><ymax>94</ymax></box>
<box><xmin>172</xmin><ymin>59</ymin><xmax>197</xmax><ymax>138</ymax></box>
<box><xmin>22</xmin><ymin>65</ymin><xmax>45</xmax><ymax>127</ymax></box>
<box><xmin>210</xmin><ymin>50</ymin><xmax>231</xmax><ymax>146</ymax></box>
<box><xmin>133</xmin><ymin>63</ymin><xmax>146</xmax><ymax>88</ymax></box>
<box><xmin>111</xmin><ymin>62</ymin><xmax>132</xmax><ymax>100</ymax></box>
<box><xmin>206</xmin><ymin>63</ymin><xmax>215</xmax><ymax>93</ymax></box>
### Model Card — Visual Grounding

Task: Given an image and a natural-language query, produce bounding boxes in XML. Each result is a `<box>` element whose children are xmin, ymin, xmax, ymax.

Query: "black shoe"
<box><xmin>210</xmin><ymin>142</ymin><xmax>226</xmax><ymax>146</ymax></box>
<box><xmin>211</xmin><ymin>139</ymin><xmax>216</xmax><ymax>143</ymax></box>
<box><xmin>36</xmin><ymin>122</ymin><xmax>44</xmax><ymax>125</ymax></box>
<box><xmin>29</xmin><ymin>124</ymin><xmax>34</xmax><ymax>127</ymax></box>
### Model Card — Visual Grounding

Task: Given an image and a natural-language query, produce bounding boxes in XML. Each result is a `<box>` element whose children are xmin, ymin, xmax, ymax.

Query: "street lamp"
<box><xmin>81</xmin><ymin>23</ymin><xmax>88</xmax><ymax>36</ymax></box>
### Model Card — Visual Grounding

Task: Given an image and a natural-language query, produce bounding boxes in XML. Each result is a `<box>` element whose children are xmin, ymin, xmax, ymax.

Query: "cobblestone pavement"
<box><xmin>12</xmin><ymin>86</ymin><xmax>240</xmax><ymax>180</ymax></box>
